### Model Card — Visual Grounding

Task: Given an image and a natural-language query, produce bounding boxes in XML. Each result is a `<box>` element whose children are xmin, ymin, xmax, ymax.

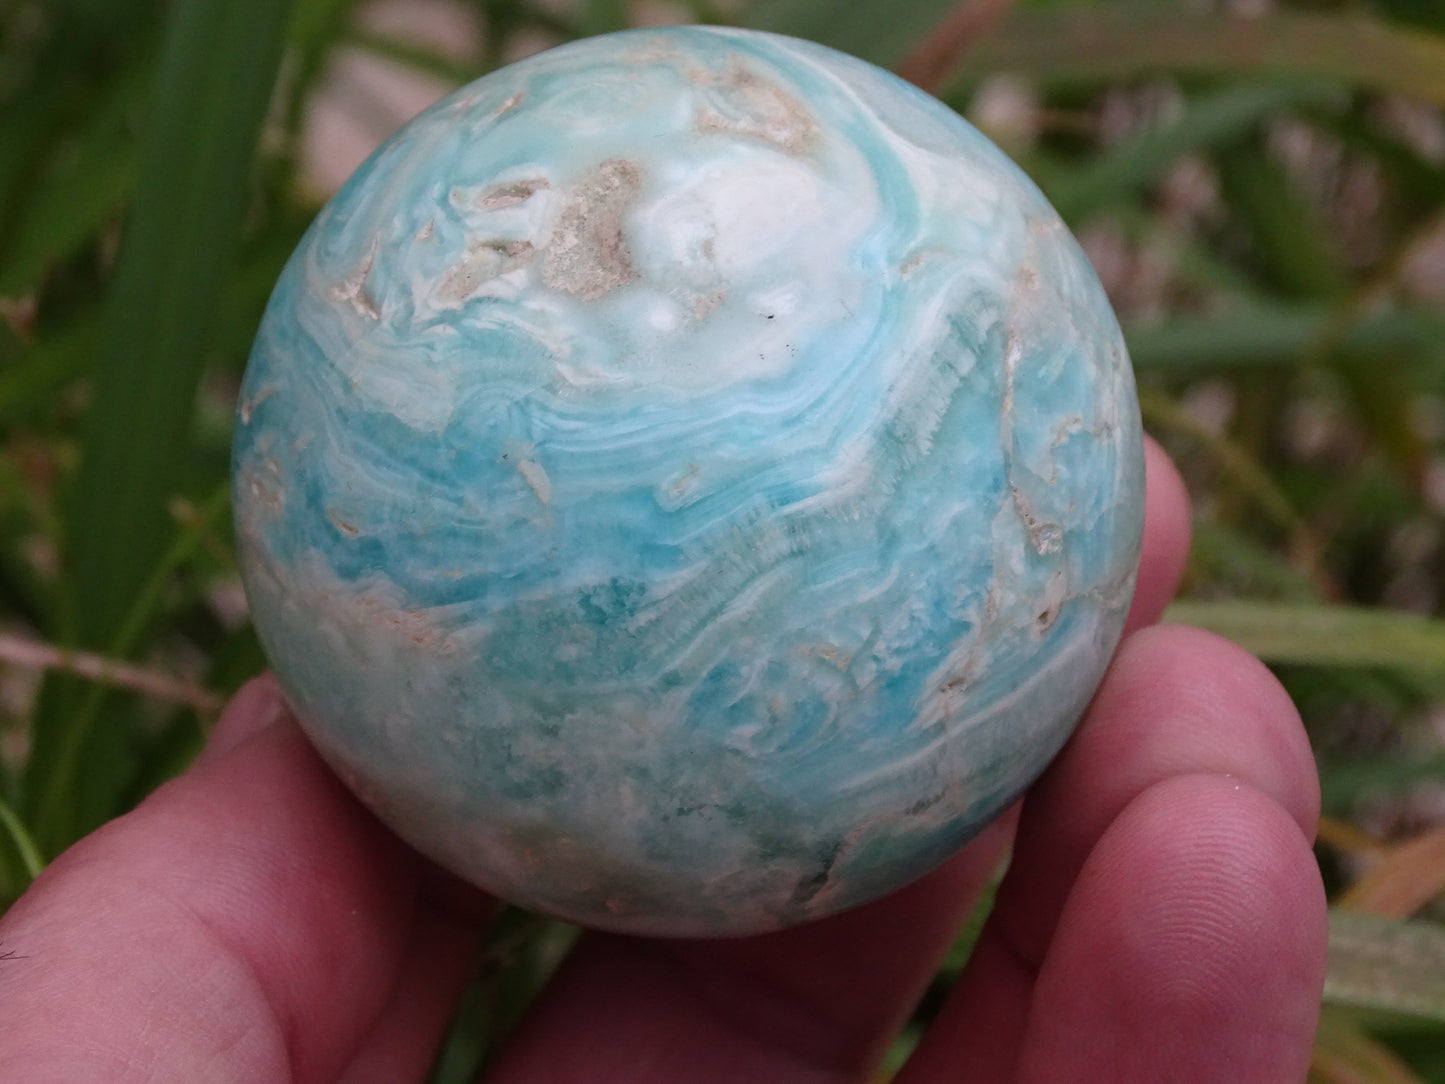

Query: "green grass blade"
<box><xmin>952</xmin><ymin>8</ymin><xmax>1445</xmax><ymax>105</ymax></box>
<box><xmin>1124</xmin><ymin>305</ymin><xmax>1445</xmax><ymax>376</ymax></box>
<box><xmin>1215</xmin><ymin>144</ymin><xmax>1349</xmax><ymax>301</ymax></box>
<box><xmin>0</xmin><ymin>792</ymin><xmax>44</xmax><ymax>899</ymax></box>
<box><xmin>26</xmin><ymin>0</ymin><xmax>293</xmax><ymax>856</ymax></box>
<box><xmin>1327</xmin><ymin>910</ymin><xmax>1445</xmax><ymax>1025</ymax></box>
<box><xmin>1166</xmin><ymin>600</ymin><xmax>1445</xmax><ymax>671</ymax></box>
<box><xmin>66</xmin><ymin>0</ymin><xmax>292</xmax><ymax>647</ymax></box>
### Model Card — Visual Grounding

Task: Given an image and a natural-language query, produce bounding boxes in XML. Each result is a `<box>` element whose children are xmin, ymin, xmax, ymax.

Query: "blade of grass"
<box><xmin>1339</xmin><ymin>827</ymin><xmax>1445</xmax><ymax>919</ymax></box>
<box><xmin>947</xmin><ymin>8</ymin><xmax>1445</xmax><ymax>106</ymax></box>
<box><xmin>1124</xmin><ymin>305</ymin><xmax>1445</xmax><ymax>377</ymax></box>
<box><xmin>24</xmin><ymin>0</ymin><xmax>293</xmax><ymax>856</ymax></box>
<box><xmin>65</xmin><ymin>0</ymin><xmax>292</xmax><ymax>647</ymax></box>
<box><xmin>0</xmin><ymin>220</ymin><xmax>295</xmax><ymax>427</ymax></box>
<box><xmin>1318</xmin><ymin>816</ymin><xmax>1390</xmax><ymax>861</ymax></box>
<box><xmin>1215</xmin><ymin>143</ymin><xmax>1349</xmax><ymax>301</ymax></box>
<box><xmin>0</xmin><ymin>89</ymin><xmax>68</xmax><ymax>263</ymax></box>
<box><xmin>1305</xmin><ymin>209</ymin><xmax>1445</xmax><ymax>492</ymax></box>
<box><xmin>1166</xmin><ymin>600</ymin><xmax>1445</xmax><ymax>671</ymax></box>
<box><xmin>290</xmin><ymin>0</ymin><xmax>365</xmax><ymax>50</ymax></box>
<box><xmin>431</xmin><ymin>911</ymin><xmax>579</xmax><ymax>1081</ymax></box>
<box><xmin>0</xmin><ymin>11</ymin><xmax>150</xmax><ymax>254</ymax></box>
<box><xmin>1326</xmin><ymin>910</ymin><xmax>1445</xmax><ymax>1025</ymax></box>
<box><xmin>1105</xmin><ymin>204</ymin><xmax>1263</xmax><ymax>302</ymax></box>
<box><xmin>0</xmin><ymin>792</ymin><xmax>43</xmax><ymax>898</ymax></box>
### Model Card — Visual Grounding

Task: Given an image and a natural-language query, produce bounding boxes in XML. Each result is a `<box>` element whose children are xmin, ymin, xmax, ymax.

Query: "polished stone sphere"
<box><xmin>233</xmin><ymin>25</ymin><xmax>1144</xmax><ymax>936</ymax></box>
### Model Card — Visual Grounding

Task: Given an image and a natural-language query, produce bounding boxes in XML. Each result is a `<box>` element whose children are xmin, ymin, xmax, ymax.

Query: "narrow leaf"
<box><xmin>1318</xmin><ymin>816</ymin><xmax>1389</xmax><ymax>861</ymax></box>
<box><xmin>27</xmin><ymin>0</ymin><xmax>293</xmax><ymax>855</ymax></box>
<box><xmin>0</xmin><ymin>794</ymin><xmax>43</xmax><ymax>886</ymax></box>
<box><xmin>1125</xmin><ymin>306</ymin><xmax>1445</xmax><ymax>376</ymax></box>
<box><xmin>950</xmin><ymin>8</ymin><xmax>1445</xmax><ymax>106</ymax></box>
<box><xmin>67</xmin><ymin>0</ymin><xmax>293</xmax><ymax>646</ymax></box>
<box><xmin>1326</xmin><ymin>910</ymin><xmax>1445</xmax><ymax>1024</ymax></box>
<box><xmin>1339</xmin><ymin>827</ymin><xmax>1445</xmax><ymax>919</ymax></box>
<box><xmin>1166</xmin><ymin>601</ymin><xmax>1445</xmax><ymax>671</ymax></box>
<box><xmin>1216</xmin><ymin>144</ymin><xmax>1349</xmax><ymax>301</ymax></box>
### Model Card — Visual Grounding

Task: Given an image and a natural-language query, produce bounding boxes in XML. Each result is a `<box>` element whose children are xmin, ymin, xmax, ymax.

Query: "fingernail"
<box><xmin>199</xmin><ymin>673</ymin><xmax>291</xmax><ymax>763</ymax></box>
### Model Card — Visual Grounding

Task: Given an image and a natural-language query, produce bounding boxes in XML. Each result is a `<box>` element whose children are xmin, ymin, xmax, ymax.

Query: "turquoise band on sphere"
<box><xmin>233</xmin><ymin>26</ymin><xmax>1145</xmax><ymax>936</ymax></box>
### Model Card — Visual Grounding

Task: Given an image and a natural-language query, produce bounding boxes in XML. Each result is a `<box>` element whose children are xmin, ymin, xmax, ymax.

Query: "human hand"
<box><xmin>0</xmin><ymin>438</ymin><xmax>1326</xmax><ymax>1082</ymax></box>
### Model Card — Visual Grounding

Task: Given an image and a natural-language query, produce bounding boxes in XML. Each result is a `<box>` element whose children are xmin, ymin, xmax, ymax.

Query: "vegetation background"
<box><xmin>3</xmin><ymin>0</ymin><xmax>1445</xmax><ymax>1077</ymax></box>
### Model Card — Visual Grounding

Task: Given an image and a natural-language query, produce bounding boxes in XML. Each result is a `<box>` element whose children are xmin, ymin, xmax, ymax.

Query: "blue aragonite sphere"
<box><xmin>233</xmin><ymin>26</ymin><xmax>1144</xmax><ymax>936</ymax></box>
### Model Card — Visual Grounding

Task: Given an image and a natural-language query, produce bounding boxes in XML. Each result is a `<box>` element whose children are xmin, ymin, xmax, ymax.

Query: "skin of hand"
<box><xmin>0</xmin><ymin>438</ymin><xmax>1326</xmax><ymax>1083</ymax></box>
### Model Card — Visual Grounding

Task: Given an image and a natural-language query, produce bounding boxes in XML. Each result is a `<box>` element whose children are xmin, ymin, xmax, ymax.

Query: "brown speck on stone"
<box><xmin>696</xmin><ymin>58</ymin><xmax>818</xmax><ymax>154</ymax></box>
<box><xmin>901</xmin><ymin>249</ymin><xmax>941</xmax><ymax>278</ymax></box>
<box><xmin>238</xmin><ymin>383</ymin><xmax>278</xmax><ymax>425</ymax></box>
<box><xmin>479</xmin><ymin>177</ymin><xmax>549</xmax><ymax>208</ymax></box>
<box><xmin>330</xmin><ymin>238</ymin><xmax>381</xmax><ymax>319</ymax></box>
<box><xmin>495</xmin><ymin>90</ymin><xmax>524</xmax><ymax>118</ymax></box>
<box><xmin>1010</xmin><ymin>483</ymin><xmax>1064</xmax><ymax>555</ymax></box>
<box><xmin>542</xmin><ymin>159</ymin><xmax>642</xmax><ymax>301</ymax></box>
<box><xmin>692</xmin><ymin>290</ymin><xmax>727</xmax><ymax>319</ymax></box>
<box><xmin>240</xmin><ymin>458</ymin><xmax>286</xmax><ymax>518</ymax></box>
<box><xmin>436</xmin><ymin>239</ymin><xmax>535</xmax><ymax>305</ymax></box>
<box><xmin>328</xmin><ymin>508</ymin><xmax>360</xmax><ymax>538</ymax></box>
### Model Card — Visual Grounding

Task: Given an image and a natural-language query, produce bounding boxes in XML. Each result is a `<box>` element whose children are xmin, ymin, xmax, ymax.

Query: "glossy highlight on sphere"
<box><xmin>233</xmin><ymin>26</ymin><xmax>1145</xmax><ymax>937</ymax></box>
